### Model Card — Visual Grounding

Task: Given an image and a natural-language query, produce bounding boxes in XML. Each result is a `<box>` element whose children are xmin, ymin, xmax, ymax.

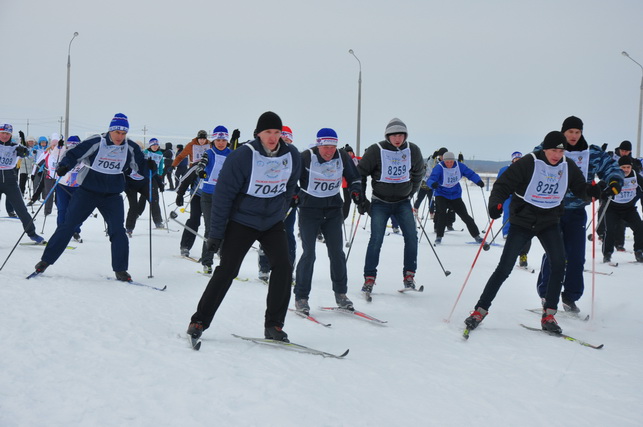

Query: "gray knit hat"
<box><xmin>385</xmin><ymin>118</ymin><xmax>408</xmax><ymax>138</ymax></box>
<box><xmin>443</xmin><ymin>151</ymin><xmax>456</xmax><ymax>161</ymax></box>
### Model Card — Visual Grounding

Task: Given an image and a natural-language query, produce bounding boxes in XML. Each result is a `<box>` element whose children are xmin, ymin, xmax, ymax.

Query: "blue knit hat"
<box><xmin>67</xmin><ymin>135</ymin><xmax>81</xmax><ymax>147</ymax></box>
<box><xmin>316</xmin><ymin>128</ymin><xmax>338</xmax><ymax>146</ymax></box>
<box><xmin>148</xmin><ymin>138</ymin><xmax>160</xmax><ymax>148</ymax></box>
<box><xmin>211</xmin><ymin>125</ymin><xmax>229</xmax><ymax>141</ymax></box>
<box><xmin>109</xmin><ymin>113</ymin><xmax>129</xmax><ymax>132</ymax></box>
<box><xmin>511</xmin><ymin>151</ymin><xmax>522</xmax><ymax>161</ymax></box>
<box><xmin>0</xmin><ymin>124</ymin><xmax>13</xmax><ymax>134</ymax></box>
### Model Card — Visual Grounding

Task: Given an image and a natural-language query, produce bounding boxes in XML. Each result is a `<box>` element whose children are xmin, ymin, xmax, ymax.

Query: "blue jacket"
<box><xmin>533</xmin><ymin>141</ymin><xmax>624</xmax><ymax>210</ymax></box>
<box><xmin>60</xmin><ymin>133</ymin><xmax>146</xmax><ymax>194</ymax></box>
<box><xmin>427</xmin><ymin>161</ymin><xmax>482</xmax><ymax>200</ymax></box>
<box><xmin>209</xmin><ymin>138</ymin><xmax>301</xmax><ymax>239</ymax></box>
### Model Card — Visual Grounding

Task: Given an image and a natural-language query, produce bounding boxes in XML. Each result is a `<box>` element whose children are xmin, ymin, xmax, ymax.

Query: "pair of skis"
<box><xmin>188</xmin><ymin>333</ymin><xmax>349</xmax><ymax>359</ymax></box>
<box><xmin>26</xmin><ymin>271</ymin><xmax>167</xmax><ymax>292</ymax></box>
<box><xmin>363</xmin><ymin>285</ymin><xmax>424</xmax><ymax>302</ymax></box>
<box><xmin>289</xmin><ymin>306</ymin><xmax>387</xmax><ymax>327</ymax></box>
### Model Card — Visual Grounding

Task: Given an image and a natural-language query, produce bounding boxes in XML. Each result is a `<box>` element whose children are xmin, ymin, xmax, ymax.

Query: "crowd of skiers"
<box><xmin>1</xmin><ymin>112</ymin><xmax>642</xmax><ymax>343</ymax></box>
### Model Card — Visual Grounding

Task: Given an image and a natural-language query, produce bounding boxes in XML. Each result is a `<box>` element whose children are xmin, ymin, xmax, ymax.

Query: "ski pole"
<box><xmin>346</xmin><ymin>203</ymin><xmax>357</xmax><ymax>248</ymax></box>
<box><xmin>0</xmin><ymin>177</ymin><xmax>61</xmax><ymax>272</ymax></box>
<box><xmin>590</xmin><ymin>197</ymin><xmax>596</xmax><ymax>322</ymax></box>
<box><xmin>464</xmin><ymin>181</ymin><xmax>475</xmax><ymax>222</ymax></box>
<box><xmin>445</xmin><ymin>217</ymin><xmax>496</xmax><ymax>323</ymax></box>
<box><xmin>148</xmin><ymin>169</ymin><xmax>154</xmax><ymax>279</ymax></box>
<box><xmin>169</xmin><ymin>211</ymin><xmax>207</xmax><ymax>241</ymax></box>
<box><xmin>414</xmin><ymin>211</ymin><xmax>451</xmax><ymax>277</ymax></box>
<box><xmin>480</xmin><ymin>186</ymin><xmax>491</xmax><ymax>232</ymax></box>
<box><xmin>160</xmin><ymin>188</ymin><xmax>169</xmax><ymax>234</ymax></box>
<box><xmin>345</xmin><ymin>214</ymin><xmax>362</xmax><ymax>262</ymax></box>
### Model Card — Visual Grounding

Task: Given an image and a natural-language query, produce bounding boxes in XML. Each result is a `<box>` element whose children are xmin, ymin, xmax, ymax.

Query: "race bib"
<box><xmin>613</xmin><ymin>175</ymin><xmax>638</xmax><ymax>204</ymax></box>
<box><xmin>246</xmin><ymin>145</ymin><xmax>292</xmax><ymax>198</ymax></box>
<box><xmin>303</xmin><ymin>149</ymin><xmax>343</xmax><ymax>198</ymax></box>
<box><xmin>90</xmin><ymin>137</ymin><xmax>128</xmax><ymax>174</ymax></box>
<box><xmin>565</xmin><ymin>149</ymin><xmax>589</xmax><ymax>180</ymax></box>
<box><xmin>0</xmin><ymin>145</ymin><xmax>19</xmax><ymax>170</ymax></box>
<box><xmin>521</xmin><ymin>153</ymin><xmax>568</xmax><ymax>209</ymax></box>
<box><xmin>378</xmin><ymin>145</ymin><xmax>410</xmax><ymax>183</ymax></box>
<box><xmin>440</xmin><ymin>163</ymin><xmax>461</xmax><ymax>188</ymax></box>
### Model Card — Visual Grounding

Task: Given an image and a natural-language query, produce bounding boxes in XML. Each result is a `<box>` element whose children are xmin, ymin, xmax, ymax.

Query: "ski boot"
<box><xmin>34</xmin><ymin>260</ymin><xmax>49</xmax><ymax>273</ymax></box>
<box><xmin>187</xmin><ymin>321</ymin><xmax>203</xmax><ymax>339</ymax></box>
<box><xmin>202</xmin><ymin>265</ymin><xmax>213</xmax><ymax>274</ymax></box>
<box><xmin>635</xmin><ymin>250</ymin><xmax>643</xmax><ymax>263</ymax></box>
<box><xmin>464</xmin><ymin>307</ymin><xmax>488</xmax><ymax>330</ymax></box>
<box><xmin>335</xmin><ymin>293</ymin><xmax>354</xmax><ymax>311</ymax></box>
<box><xmin>541</xmin><ymin>308</ymin><xmax>562</xmax><ymax>334</ymax></box>
<box><xmin>474</xmin><ymin>235</ymin><xmax>484</xmax><ymax>244</ymax></box>
<box><xmin>403</xmin><ymin>271</ymin><xmax>416</xmax><ymax>290</ymax></box>
<box><xmin>361</xmin><ymin>276</ymin><xmax>375</xmax><ymax>294</ymax></box>
<box><xmin>180</xmin><ymin>247</ymin><xmax>190</xmax><ymax>257</ymax></box>
<box><xmin>30</xmin><ymin>234</ymin><xmax>45</xmax><ymax>244</ymax></box>
<box><xmin>115</xmin><ymin>271</ymin><xmax>132</xmax><ymax>282</ymax></box>
<box><xmin>295</xmin><ymin>298</ymin><xmax>310</xmax><ymax>315</ymax></box>
<box><xmin>264</xmin><ymin>326</ymin><xmax>289</xmax><ymax>342</ymax></box>
<box><xmin>561</xmin><ymin>295</ymin><xmax>580</xmax><ymax>313</ymax></box>
<box><xmin>434</xmin><ymin>237</ymin><xmax>442</xmax><ymax>245</ymax></box>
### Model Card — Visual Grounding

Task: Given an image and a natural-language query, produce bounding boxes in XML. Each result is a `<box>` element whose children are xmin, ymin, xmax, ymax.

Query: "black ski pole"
<box><xmin>414</xmin><ymin>211</ymin><xmax>451</xmax><ymax>277</ymax></box>
<box><xmin>345</xmin><ymin>214</ymin><xmax>362</xmax><ymax>262</ymax></box>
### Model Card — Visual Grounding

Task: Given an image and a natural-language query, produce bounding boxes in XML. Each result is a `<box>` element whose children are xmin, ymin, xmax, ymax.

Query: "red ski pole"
<box><xmin>445</xmin><ymin>206</ymin><xmax>499</xmax><ymax>323</ymax></box>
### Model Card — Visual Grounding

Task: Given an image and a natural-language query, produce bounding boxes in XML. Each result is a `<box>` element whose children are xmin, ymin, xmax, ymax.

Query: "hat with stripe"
<box><xmin>316</xmin><ymin>128</ymin><xmax>338</xmax><ymax>146</ymax></box>
<box><xmin>109</xmin><ymin>113</ymin><xmax>129</xmax><ymax>132</ymax></box>
<box><xmin>211</xmin><ymin>125</ymin><xmax>229</xmax><ymax>141</ymax></box>
<box><xmin>0</xmin><ymin>124</ymin><xmax>13</xmax><ymax>134</ymax></box>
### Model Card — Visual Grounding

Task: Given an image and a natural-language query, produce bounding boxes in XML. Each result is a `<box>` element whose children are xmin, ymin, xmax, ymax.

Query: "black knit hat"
<box><xmin>542</xmin><ymin>131</ymin><xmax>567</xmax><ymax>150</ymax></box>
<box><xmin>618</xmin><ymin>155</ymin><xmax>633</xmax><ymax>166</ymax></box>
<box><xmin>437</xmin><ymin>147</ymin><xmax>448</xmax><ymax>156</ymax></box>
<box><xmin>255</xmin><ymin>111</ymin><xmax>282</xmax><ymax>134</ymax></box>
<box><xmin>619</xmin><ymin>140</ymin><xmax>633</xmax><ymax>151</ymax></box>
<box><xmin>561</xmin><ymin>116</ymin><xmax>583</xmax><ymax>132</ymax></box>
<box><xmin>197</xmin><ymin>130</ymin><xmax>207</xmax><ymax>139</ymax></box>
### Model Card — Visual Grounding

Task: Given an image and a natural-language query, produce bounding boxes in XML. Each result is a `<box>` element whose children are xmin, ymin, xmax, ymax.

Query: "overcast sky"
<box><xmin>3</xmin><ymin>0</ymin><xmax>643</xmax><ymax>160</ymax></box>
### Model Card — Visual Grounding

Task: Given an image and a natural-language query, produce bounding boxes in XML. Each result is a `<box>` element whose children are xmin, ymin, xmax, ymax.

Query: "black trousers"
<box><xmin>603</xmin><ymin>205</ymin><xmax>643</xmax><ymax>254</ymax></box>
<box><xmin>476</xmin><ymin>224</ymin><xmax>566</xmax><ymax>311</ymax></box>
<box><xmin>191</xmin><ymin>220</ymin><xmax>292</xmax><ymax>330</ymax></box>
<box><xmin>180</xmin><ymin>193</ymin><xmax>202</xmax><ymax>250</ymax></box>
<box><xmin>434</xmin><ymin>196</ymin><xmax>479</xmax><ymax>238</ymax></box>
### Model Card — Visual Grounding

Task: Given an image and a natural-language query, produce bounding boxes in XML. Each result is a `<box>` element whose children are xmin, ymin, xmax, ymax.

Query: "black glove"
<box><xmin>195</xmin><ymin>165</ymin><xmax>208</xmax><ymax>179</ymax></box>
<box><xmin>601</xmin><ymin>143</ymin><xmax>608</xmax><ymax>152</ymax></box>
<box><xmin>585</xmin><ymin>182</ymin><xmax>601</xmax><ymax>199</ymax></box>
<box><xmin>476</xmin><ymin>180</ymin><xmax>485</xmax><ymax>188</ymax></box>
<box><xmin>289</xmin><ymin>194</ymin><xmax>299</xmax><ymax>208</ymax></box>
<box><xmin>357</xmin><ymin>198</ymin><xmax>371</xmax><ymax>215</ymax></box>
<box><xmin>18</xmin><ymin>130</ymin><xmax>26</xmax><ymax>145</ymax></box>
<box><xmin>205</xmin><ymin>238</ymin><xmax>222</xmax><ymax>253</ymax></box>
<box><xmin>175</xmin><ymin>194</ymin><xmax>184</xmax><ymax>207</ymax></box>
<box><xmin>58</xmin><ymin>138</ymin><xmax>65</xmax><ymax>148</ymax></box>
<box><xmin>431</xmin><ymin>150</ymin><xmax>439</xmax><ymax>159</ymax></box>
<box><xmin>147</xmin><ymin>158</ymin><xmax>158</xmax><ymax>173</ymax></box>
<box><xmin>606</xmin><ymin>180</ymin><xmax>622</xmax><ymax>196</ymax></box>
<box><xmin>351</xmin><ymin>191</ymin><xmax>363</xmax><ymax>204</ymax></box>
<box><xmin>458</xmin><ymin>153</ymin><xmax>464</xmax><ymax>162</ymax></box>
<box><xmin>489</xmin><ymin>203</ymin><xmax>503</xmax><ymax>220</ymax></box>
<box><xmin>154</xmin><ymin>176</ymin><xmax>165</xmax><ymax>192</ymax></box>
<box><xmin>15</xmin><ymin>145</ymin><xmax>28</xmax><ymax>157</ymax></box>
<box><xmin>56</xmin><ymin>164</ymin><xmax>70</xmax><ymax>177</ymax></box>
<box><xmin>431</xmin><ymin>181</ymin><xmax>439</xmax><ymax>189</ymax></box>
<box><xmin>231</xmin><ymin>129</ymin><xmax>240</xmax><ymax>142</ymax></box>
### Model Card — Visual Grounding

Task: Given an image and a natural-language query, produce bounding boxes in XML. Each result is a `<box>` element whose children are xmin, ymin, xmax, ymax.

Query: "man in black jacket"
<box><xmin>464</xmin><ymin>131</ymin><xmax>596</xmax><ymax>335</ymax></box>
<box><xmin>357</xmin><ymin>118</ymin><xmax>425</xmax><ymax>297</ymax></box>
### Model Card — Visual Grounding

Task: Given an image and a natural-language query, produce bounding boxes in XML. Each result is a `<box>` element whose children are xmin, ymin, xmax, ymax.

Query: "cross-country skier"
<box><xmin>293</xmin><ymin>128</ymin><xmax>363</xmax><ymax>315</ymax></box>
<box><xmin>187</xmin><ymin>112</ymin><xmax>301</xmax><ymax>343</ymax></box>
<box><xmin>33</xmin><ymin>113</ymin><xmax>146</xmax><ymax>281</ymax></box>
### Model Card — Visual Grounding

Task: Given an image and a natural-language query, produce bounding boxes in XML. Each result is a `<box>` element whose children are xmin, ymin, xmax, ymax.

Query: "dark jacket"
<box><xmin>59</xmin><ymin>133</ymin><xmax>146</xmax><ymax>194</ymax></box>
<box><xmin>209</xmin><ymin>138</ymin><xmax>301</xmax><ymax>239</ymax></box>
<box><xmin>357</xmin><ymin>139</ymin><xmax>425</xmax><ymax>203</ymax></box>
<box><xmin>490</xmin><ymin>150</ymin><xmax>589</xmax><ymax>233</ymax></box>
<box><xmin>298</xmin><ymin>147</ymin><xmax>362</xmax><ymax>210</ymax></box>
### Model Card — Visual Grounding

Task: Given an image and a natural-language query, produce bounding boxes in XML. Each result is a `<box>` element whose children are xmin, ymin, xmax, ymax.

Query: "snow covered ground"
<box><xmin>1</xmin><ymin>184</ymin><xmax>642</xmax><ymax>427</ymax></box>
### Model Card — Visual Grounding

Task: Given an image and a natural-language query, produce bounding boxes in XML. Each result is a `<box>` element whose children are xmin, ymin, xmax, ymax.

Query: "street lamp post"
<box><xmin>64</xmin><ymin>32</ymin><xmax>79</xmax><ymax>141</ymax></box>
<box><xmin>348</xmin><ymin>49</ymin><xmax>362</xmax><ymax>156</ymax></box>
<box><xmin>622</xmin><ymin>51</ymin><xmax>643</xmax><ymax>158</ymax></box>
